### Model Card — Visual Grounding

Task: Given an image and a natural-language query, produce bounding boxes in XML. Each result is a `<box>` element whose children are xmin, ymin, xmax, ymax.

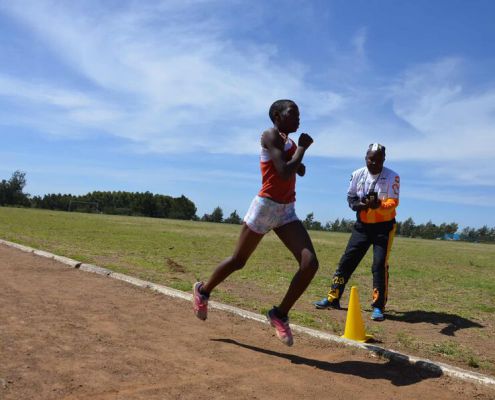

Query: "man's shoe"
<box><xmin>267</xmin><ymin>307</ymin><xmax>293</xmax><ymax>346</ymax></box>
<box><xmin>314</xmin><ymin>297</ymin><xmax>341</xmax><ymax>310</ymax></box>
<box><xmin>371</xmin><ymin>307</ymin><xmax>384</xmax><ymax>321</ymax></box>
<box><xmin>193</xmin><ymin>281</ymin><xmax>208</xmax><ymax>320</ymax></box>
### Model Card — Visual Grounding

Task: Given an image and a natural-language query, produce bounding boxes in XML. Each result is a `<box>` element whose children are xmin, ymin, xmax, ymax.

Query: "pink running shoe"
<box><xmin>267</xmin><ymin>307</ymin><xmax>293</xmax><ymax>346</ymax></box>
<box><xmin>193</xmin><ymin>281</ymin><xmax>208</xmax><ymax>320</ymax></box>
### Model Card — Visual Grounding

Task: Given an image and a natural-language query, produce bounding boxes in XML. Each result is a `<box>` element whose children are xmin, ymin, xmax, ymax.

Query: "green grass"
<box><xmin>426</xmin><ymin>341</ymin><xmax>493</xmax><ymax>370</ymax></box>
<box><xmin>396</xmin><ymin>331</ymin><xmax>419</xmax><ymax>351</ymax></box>
<box><xmin>1</xmin><ymin>207</ymin><xmax>494</xmax><ymax>372</ymax></box>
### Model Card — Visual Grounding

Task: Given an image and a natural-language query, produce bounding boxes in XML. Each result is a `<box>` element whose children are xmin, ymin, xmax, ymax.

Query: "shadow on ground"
<box><xmin>385</xmin><ymin>310</ymin><xmax>483</xmax><ymax>336</ymax></box>
<box><xmin>212</xmin><ymin>338</ymin><xmax>443</xmax><ymax>386</ymax></box>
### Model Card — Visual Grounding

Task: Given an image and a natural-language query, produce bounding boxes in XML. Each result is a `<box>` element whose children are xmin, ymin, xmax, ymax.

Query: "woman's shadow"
<box><xmin>385</xmin><ymin>310</ymin><xmax>483</xmax><ymax>336</ymax></box>
<box><xmin>211</xmin><ymin>338</ymin><xmax>442</xmax><ymax>386</ymax></box>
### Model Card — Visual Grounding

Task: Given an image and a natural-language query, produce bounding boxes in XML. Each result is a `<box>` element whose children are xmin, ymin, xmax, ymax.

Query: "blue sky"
<box><xmin>1</xmin><ymin>0</ymin><xmax>494</xmax><ymax>228</ymax></box>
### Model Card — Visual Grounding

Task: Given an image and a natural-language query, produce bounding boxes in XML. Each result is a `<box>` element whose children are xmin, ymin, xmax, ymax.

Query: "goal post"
<box><xmin>68</xmin><ymin>200</ymin><xmax>100</xmax><ymax>213</ymax></box>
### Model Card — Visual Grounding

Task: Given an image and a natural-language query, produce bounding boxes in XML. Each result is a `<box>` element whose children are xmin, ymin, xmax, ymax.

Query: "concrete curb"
<box><xmin>1</xmin><ymin>238</ymin><xmax>494</xmax><ymax>388</ymax></box>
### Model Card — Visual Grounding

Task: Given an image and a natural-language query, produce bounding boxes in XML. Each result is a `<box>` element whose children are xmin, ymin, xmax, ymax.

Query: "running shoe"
<box><xmin>266</xmin><ymin>307</ymin><xmax>293</xmax><ymax>346</ymax></box>
<box><xmin>371</xmin><ymin>307</ymin><xmax>384</xmax><ymax>321</ymax></box>
<box><xmin>313</xmin><ymin>297</ymin><xmax>341</xmax><ymax>310</ymax></box>
<box><xmin>193</xmin><ymin>281</ymin><xmax>208</xmax><ymax>320</ymax></box>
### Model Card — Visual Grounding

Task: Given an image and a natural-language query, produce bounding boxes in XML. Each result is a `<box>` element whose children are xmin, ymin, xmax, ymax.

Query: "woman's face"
<box><xmin>276</xmin><ymin>104</ymin><xmax>300</xmax><ymax>133</ymax></box>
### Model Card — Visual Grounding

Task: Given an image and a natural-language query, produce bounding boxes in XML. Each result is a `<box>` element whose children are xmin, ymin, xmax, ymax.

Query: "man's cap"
<box><xmin>368</xmin><ymin>143</ymin><xmax>386</xmax><ymax>154</ymax></box>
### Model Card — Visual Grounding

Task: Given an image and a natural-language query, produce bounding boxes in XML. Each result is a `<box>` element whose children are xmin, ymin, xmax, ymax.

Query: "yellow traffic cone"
<box><xmin>342</xmin><ymin>286</ymin><xmax>373</xmax><ymax>342</ymax></box>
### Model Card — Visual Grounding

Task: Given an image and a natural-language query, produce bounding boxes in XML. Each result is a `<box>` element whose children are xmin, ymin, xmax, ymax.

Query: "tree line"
<box><xmin>200</xmin><ymin>208</ymin><xmax>495</xmax><ymax>243</ymax></box>
<box><xmin>31</xmin><ymin>191</ymin><xmax>197</xmax><ymax>220</ymax></box>
<box><xmin>1</xmin><ymin>170</ymin><xmax>494</xmax><ymax>243</ymax></box>
<box><xmin>301</xmin><ymin>214</ymin><xmax>494</xmax><ymax>243</ymax></box>
<box><xmin>302</xmin><ymin>214</ymin><xmax>459</xmax><ymax>239</ymax></box>
<box><xmin>1</xmin><ymin>171</ymin><xmax>196</xmax><ymax>220</ymax></box>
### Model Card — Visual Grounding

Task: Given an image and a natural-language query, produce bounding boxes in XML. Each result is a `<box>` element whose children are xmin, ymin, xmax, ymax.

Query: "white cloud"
<box><xmin>1</xmin><ymin>2</ymin><xmax>494</xmax><ymax>192</ymax></box>
<box><xmin>0</xmin><ymin>0</ymin><xmax>344</xmax><ymax>152</ymax></box>
<box><xmin>0</xmin><ymin>74</ymin><xmax>125</xmax><ymax>138</ymax></box>
<box><xmin>425</xmin><ymin>163</ymin><xmax>495</xmax><ymax>187</ymax></box>
<box><xmin>352</xmin><ymin>27</ymin><xmax>367</xmax><ymax>61</ymax></box>
<box><xmin>0</xmin><ymin>75</ymin><xmax>90</xmax><ymax>108</ymax></box>
<box><xmin>300</xmin><ymin>57</ymin><xmax>495</xmax><ymax>190</ymax></box>
<box><xmin>403</xmin><ymin>186</ymin><xmax>491</xmax><ymax>207</ymax></box>
<box><xmin>390</xmin><ymin>58</ymin><xmax>495</xmax><ymax>160</ymax></box>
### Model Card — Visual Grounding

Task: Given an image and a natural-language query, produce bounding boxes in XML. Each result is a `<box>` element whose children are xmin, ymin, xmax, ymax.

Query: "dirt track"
<box><xmin>1</xmin><ymin>244</ymin><xmax>493</xmax><ymax>400</ymax></box>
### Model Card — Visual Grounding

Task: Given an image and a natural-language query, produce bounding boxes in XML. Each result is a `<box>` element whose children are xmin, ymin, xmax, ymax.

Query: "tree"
<box><xmin>169</xmin><ymin>195</ymin><xmax>197</xmax><ymax>220</ymax></box>
<box><xmin>210</xmin><ymin>206</ymin><xmax>224</xmax><ymax>223</ymax></box>
<box><xmin>0</xmin><ymin>179</ymin><xmax>7</xmax><ymax>205</ymax></box>
<box><xmin>338</xmin><ymin>218</ymin><xmax>353</xmax><ymax>232</ymax></box>
<box><xmin>489</xmin><ymin>227</ymin><xmax>495</xmax><ymax>243</ymax></box>
<box><xmin>302</xmin><ymin>212</ymin><xmax>324</xmax><ymax>231</ymax></box>
<box><xmin>395</xmin><ymin>221</ymin><xmax>402</xmax><ymax>236</ymax></box>
<box><xmin>329</xmin><ymin>218</ymin><xmax>341</xmax><ymax>232</ymax></box>
<box><xmin>224</xmin><ymin>210</ymin><xmax>242</xmax><ymax>224</ymax></box>
<box><xmin>477</xmin><ymin>225</ymin><xmax>490</xmax><ymax>242</ymax></box>
<box><xmin>460</xmin><ymin>227</ymin><xmax>478</xmax><ymax>242</ymax></box>
<box><xmin>311</xmin><ymin>220</ymin><xmax>323</xmax><ymax>231</ymax></box>
<box><xmin>444</xmin><ymin>222</ymin><xmax>459</xmax><ymax>235</ymax></box>
<box><xmin>201</xmin><ymin>213</ymin><xmax>212</xmax><ymax>222</ymax></box>
<box><xmin>419</xmin><ymin>220</ymin><xmax>440</xmax><ymax>239</ymax></box>
<box><xmin>303</xmin><ymin>213</ymin><xmax>315</xmax><ymax>230</ymax></box>
<box><xmin>0</xmin><ymin>170</ymin><xmax>30</xmax><ymax>206</ymax></box>
<box><xmin>141</xmin><ymin>191</ymin><xmax>156</xmax><ymax>217</ymax></box>
<box><xmin>400</xmin><ymin>217</ymin><xmax>415</xmax><ymax>237</ymax></box>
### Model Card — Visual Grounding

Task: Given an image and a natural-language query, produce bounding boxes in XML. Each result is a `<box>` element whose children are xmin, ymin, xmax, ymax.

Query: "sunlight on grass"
<box><xmin>289</xmin><ymin>310</ymin><xmax>318</xmax><ymax>328</ymax></box>
<box><xmin>396</xmin><ymin>331</ymin><xmax>419</xmax><ymax>351</ymax></box>
<box><xmin>1</xmin><ymin>206</ymin><xmax>494</xmax><ymax>373</ymax></box>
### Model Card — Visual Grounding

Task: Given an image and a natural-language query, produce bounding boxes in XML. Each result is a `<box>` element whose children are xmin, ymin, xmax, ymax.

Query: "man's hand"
<box><xmin>297</xmin><ymin>163</ymin><xmax>306</xmax><ymax>177</ymax></box>
<box><xmin>368</xmin><ymin>197</ymin><xmax>381</xmax><ymax>209</ymax></box>
<box><xmin>298</xmin><ymin>133</ymin><xmax>313</xmax><ymax>149</ymax></box>
<box><xmin>367</xmin><ymin>194</ymin><xmax>381</xmax><ymax>209</ymax></box>
<box><xmin>356</xmin><ymin>198</ymin><xmax>370</xmax><ymax>211</ymax></box>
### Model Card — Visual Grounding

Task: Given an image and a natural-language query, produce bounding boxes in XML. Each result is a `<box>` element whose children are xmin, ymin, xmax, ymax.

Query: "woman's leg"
<box><xmin>273</xmin><ymin>220</ymin><xmax>319</xmax><ymax>316</ymax></box>
<box><xmin>201</xmin><ymin>223</ymin><xmax>264</xmax><ymax>294</ymax></box>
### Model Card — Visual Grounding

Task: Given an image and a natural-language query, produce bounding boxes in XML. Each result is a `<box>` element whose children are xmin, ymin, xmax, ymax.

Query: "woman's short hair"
<box><xmin>269</xmin><ymin>99</ymin><xmax>296</xmax><ymax>123</ymax></box>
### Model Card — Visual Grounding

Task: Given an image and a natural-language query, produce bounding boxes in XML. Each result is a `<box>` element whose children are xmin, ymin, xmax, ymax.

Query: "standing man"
<box><xmin>314</xmin><ymin>143</ymin><xmax>399</xmax><ymax>321</ymax></box>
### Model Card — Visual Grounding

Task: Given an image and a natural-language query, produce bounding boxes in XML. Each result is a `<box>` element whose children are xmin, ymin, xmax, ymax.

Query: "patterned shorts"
<box><xmin>243</xmin><ymin>195</ymin><xmax>299</xmax><ymax>235</ymax></box>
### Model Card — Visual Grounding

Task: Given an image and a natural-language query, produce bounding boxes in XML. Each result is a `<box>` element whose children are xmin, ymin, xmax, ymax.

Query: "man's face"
<box><xmin>276</xmin><ymin>104</ymin><xmax>300</xmax><ymax>133</ymax></box>
<box><xmin>365</xmin><ymin>150</ymin><xmax>385</xmax><ymax>174</ymax></box>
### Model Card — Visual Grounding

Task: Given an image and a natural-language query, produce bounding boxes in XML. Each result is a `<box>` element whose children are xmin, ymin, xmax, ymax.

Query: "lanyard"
<box><xmin>366</xmin><ymin>170</ymin><xmax>382</xmax><ymax>194</ymax></box>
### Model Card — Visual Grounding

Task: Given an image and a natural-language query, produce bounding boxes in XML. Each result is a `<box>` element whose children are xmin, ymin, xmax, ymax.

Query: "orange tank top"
<box><xmin>258</xmin><ymin>138</ymin><xmax>297</xmax><ymax>204</ymax></box>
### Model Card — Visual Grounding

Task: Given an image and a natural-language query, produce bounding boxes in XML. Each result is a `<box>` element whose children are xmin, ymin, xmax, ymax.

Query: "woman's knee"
<box><xmin>229</xmin><ymin>254</ymin><xmax>248</xmax><ymax>270</ymax></box>
<box><xmin>301</xmin><ymin>251</ymin><xmax>319</xmax><ymax>271</ymax></box>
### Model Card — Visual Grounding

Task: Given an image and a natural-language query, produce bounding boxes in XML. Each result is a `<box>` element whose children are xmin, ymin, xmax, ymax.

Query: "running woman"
<box><xmin>193</xmin><ymin>99</ymin><xmax>318</xmax><ymax>346</ymax></box>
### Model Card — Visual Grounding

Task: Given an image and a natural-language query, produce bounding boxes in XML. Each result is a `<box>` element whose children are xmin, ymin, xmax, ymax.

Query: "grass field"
<box><xmin>1</xmin><ymin>207</ymin><xmax>494</xmax><ymax>373</ymax></box>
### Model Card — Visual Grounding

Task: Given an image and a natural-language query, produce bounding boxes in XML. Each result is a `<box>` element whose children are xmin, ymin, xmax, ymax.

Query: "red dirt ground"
<box><xmin>1</xmin><ymin>244</ymin><xmax>494</xmax><ymax>400</ymax></box>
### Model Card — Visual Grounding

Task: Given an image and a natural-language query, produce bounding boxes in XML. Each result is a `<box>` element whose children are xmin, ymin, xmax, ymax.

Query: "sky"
<box><xmin>1</xmin><ymin>0</ymin><xmax>494</xmax><ymax>229</ymax></box>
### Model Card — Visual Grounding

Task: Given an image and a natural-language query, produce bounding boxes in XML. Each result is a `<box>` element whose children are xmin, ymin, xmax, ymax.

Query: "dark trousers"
<box><xmin>329</xmin><ymin>219</ymin><xmax>396</xmax><ymax>309</ymax></box>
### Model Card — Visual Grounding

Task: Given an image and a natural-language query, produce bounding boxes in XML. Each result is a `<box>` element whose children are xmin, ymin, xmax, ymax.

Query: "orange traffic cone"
<box><xmin>342</xmin><ymin>286</ymin><xmax>373</xmax><ymax>342</ymax></box>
